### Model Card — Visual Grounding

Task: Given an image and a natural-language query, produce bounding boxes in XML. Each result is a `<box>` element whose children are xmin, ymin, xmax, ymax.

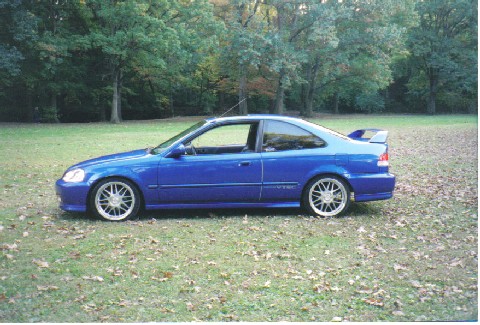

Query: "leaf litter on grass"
<box><xmin>0</xmin><ymin>118</ymin><xmax>477</xmax><ymax>321</ymax></box>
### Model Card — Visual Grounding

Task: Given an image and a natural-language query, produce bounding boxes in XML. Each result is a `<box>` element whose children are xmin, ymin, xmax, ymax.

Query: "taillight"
<box><xmin>377</xmin><ymin>152</ymin><xmax>389</xmax><ymax>167</ymax></box>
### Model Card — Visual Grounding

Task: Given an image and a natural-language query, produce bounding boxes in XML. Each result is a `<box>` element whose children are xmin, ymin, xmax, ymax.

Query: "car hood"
<box><xmin>71</xmin><ymin>149</ymin><xmax>150</xmax><ymax>170</ymax></box>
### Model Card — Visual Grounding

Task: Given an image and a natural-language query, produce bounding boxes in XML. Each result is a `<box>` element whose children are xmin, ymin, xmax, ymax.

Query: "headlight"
<box><xmin>62</xmin><ymin>168</ymin><xmax>85</xmax><ymax>183</ymax></box>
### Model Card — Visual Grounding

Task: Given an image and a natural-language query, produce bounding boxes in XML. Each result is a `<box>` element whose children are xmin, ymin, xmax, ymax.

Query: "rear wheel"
<box><xmin>90</xmin><ymin>178</ymin><xmax>141</xmax><ymax>221</ymax></box>
<box><xmin>303</xmin><ymin>176</ymin><xmax>350</xmax><ymax>217</ymax></box>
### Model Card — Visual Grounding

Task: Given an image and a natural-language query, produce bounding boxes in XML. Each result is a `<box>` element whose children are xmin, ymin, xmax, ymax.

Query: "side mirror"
<box><xmin>166</xmin><ymin>144</ymin><xmax>185</xmax><ymax>158</ymax></box>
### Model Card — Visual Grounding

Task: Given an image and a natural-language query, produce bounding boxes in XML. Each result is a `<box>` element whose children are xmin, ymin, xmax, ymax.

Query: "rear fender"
<box><xmin>302</xmin><ymin>166</ymin><xmax>353</xmax><ymax>192</ymax></box>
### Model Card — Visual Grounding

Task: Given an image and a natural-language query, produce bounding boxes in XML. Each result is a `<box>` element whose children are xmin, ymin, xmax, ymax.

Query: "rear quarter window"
<box><xmin>262</xmin><ymin>120</ymin><xmax>326</xmax><ymax>152</ymax></box>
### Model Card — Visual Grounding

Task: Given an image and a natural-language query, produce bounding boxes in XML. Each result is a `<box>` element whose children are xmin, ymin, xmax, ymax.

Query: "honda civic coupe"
<box><xmin>56</xmin><ymin>115</ymin><xmax>395</xmax><ymax>221</ymax></box>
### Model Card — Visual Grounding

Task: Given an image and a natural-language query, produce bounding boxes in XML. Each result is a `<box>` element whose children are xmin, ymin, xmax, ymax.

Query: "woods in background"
<box><xmin>0</xmin><ymin>0</ymin><xmax>477</xmax><ymax>123</ymax></box>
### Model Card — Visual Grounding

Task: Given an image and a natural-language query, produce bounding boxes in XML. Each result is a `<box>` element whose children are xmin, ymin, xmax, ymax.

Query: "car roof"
<box><xmin>206</xmin><ymin>114</ymin><xmax>302</xmax><ymax>124</ymax></box>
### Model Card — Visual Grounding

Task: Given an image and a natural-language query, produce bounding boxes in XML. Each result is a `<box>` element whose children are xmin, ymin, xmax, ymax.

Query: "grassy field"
<box><xmin>0</xmin><ymin>114</ymin><xmax>477</xmax><ymax>322</ymax></box>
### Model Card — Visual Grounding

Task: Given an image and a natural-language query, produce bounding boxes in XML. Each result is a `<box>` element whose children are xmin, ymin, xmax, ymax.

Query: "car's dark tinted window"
<box><xmin>262</xmin><ymin>120</ymin><xmax>326</xmax><ymax>152</ymax></box>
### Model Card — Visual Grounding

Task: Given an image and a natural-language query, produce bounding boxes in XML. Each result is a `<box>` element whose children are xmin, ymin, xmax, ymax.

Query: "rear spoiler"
<box><xmin>347</xmin><ymin>129</ymin><xmax>389</xmax><ymax>144</ymax></box>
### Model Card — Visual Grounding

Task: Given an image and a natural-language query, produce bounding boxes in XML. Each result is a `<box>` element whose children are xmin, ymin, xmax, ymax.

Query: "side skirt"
<box><xmin>145</xmin><ymin>201</ymin><xmax>301</xmax><ymax>210</ymax></box>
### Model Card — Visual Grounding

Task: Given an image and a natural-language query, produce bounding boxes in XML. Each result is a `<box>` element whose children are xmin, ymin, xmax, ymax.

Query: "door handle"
<box><xmin>239</xmin><ymin>161</ymin><xmax>251</xmax><ymax>166</ymax></box>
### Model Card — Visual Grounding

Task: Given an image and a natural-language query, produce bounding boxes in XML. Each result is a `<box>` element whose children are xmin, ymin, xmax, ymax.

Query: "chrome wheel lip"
<box><xmin>309</xmin><ymin>178</ymin><xmax>347</xmax><ymax>217</ymax></box>
<box><xmin>94</xmin><ymin>181</ymin><xmax>135</xmax><ymax>221</ymax></box>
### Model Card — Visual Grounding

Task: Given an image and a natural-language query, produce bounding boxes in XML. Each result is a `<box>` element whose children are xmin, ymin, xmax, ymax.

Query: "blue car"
<box><xmin>56</xmin><ymin>115</ymin><xmax>395</xmax><ymax>221</ymax></box>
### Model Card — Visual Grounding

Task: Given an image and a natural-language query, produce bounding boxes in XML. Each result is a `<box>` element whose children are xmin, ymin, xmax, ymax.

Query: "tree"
<box><xmin>298</xmin><ymin>1</ymin><xmax>342</xmax><ymax>117</ymax></box>
<box><xmin>36</xmin><ymin>0</ymin><xmax>76</xmax><ymax>122</ymax></box>
<box><xmin>0</xmin><ymin>1</ymin><xmax>35</xmax><ymax>78</ymax></box>
<box><xmin>0</xmin><ymin>0</ymin><xmax>39</xmax><ymax>121</ymax></box>
<box><xmin>82</xmin><ymin>0</ymin><xmax>220</xmax><ymax>123</ymax></box>
<box><xmin>300</xmin><ymin>0</ymin><xmax>414</xmax><ymax>115</ymax></box>
<box><xmin>407</xmin><ymin>0</ymin><xmax>477</xmax><ymax>114</ymax></box>
<box><xmin>215</xmin><ymin>0</ymin><xmax>269</xmax><ymax>115</ymax></box>
<box><xmin>267</xmin><ymin>0</ymin><xmax>315</xmax><ymax>114</ymax></box>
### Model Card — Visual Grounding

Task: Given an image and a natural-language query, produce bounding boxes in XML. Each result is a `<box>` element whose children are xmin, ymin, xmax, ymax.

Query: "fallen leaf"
<box><xmin>32</xmin><ymin>259</ymin><xmax>49</xmax><ymax>268</ymax></box>
<box><xmin>410</xmin><ymin>280</ymin><xmax>422</xmax><ymax>288</ymax></box>
<box><xmin>363</xmin><ymin>298</ymin><xmax>384</xmax><ymax>307</ymax></box>
<box><xmin>1</xmin><ymin>243</ymin><xmax>17</xmax><ymax>251</ymax></box>
<box><xmin>186</xmin><ymin>302</ymin><xmax>195</xmax><ymax>311</ymax></box>
<box><xmin>313</xmin><ymin>283</ymin><xmax>331</xmax><ymax>292</ymax></box>
<box><xmin>82</xmin><ymin>275</ymin><xmax>104</xmax><ymax>282</ymax></box>
<box><xmin>37</xmin><ymin>285</ymin><xmax>59</xmax><ymax>291</ymax></box>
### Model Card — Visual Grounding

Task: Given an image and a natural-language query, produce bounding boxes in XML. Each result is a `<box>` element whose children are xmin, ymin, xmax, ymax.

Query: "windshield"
<box><xmin>152</xmin><ymin>120</ymin><xmax>206</xmax><ymax>154</ymax></box>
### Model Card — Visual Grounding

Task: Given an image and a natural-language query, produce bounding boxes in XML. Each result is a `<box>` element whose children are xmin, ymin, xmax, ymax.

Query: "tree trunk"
<box><xmin>26</xmin><ymin>90</ymin><xmax>33</xmax><ymax>122</ymax></box>
<box><xmin>427</xmin><ymin>75</ymin><xmax>437</xmax><ymax>115</ymax></box>
<box><xmin>333</xmin><ymin>92</ymin><xmax>340</xmax><ymax>114</ymax></box>
<box><xmin>51</xmin><ymin>93</ymin><xmax>60</xmax><ymax>123</ymax></box>
<box><xmin>238</xmin><ymin>63</ymin><xmax>248</xmax><ymax>115</ymax></box>
<box><xmin>118</xmin><ymin>70</ymin><xmax>122</xmax><ymax>120</ymax></box>
<box><xmin>305</xmin><ymin>88</ymin><xmax>314</xmax><ymax>118</ymax></box>
<box><xmin>273</xmin><ymin>69</ymin><xmax>286</xmax><ymax>114</ymax></box>
<box><xmin>218</xmin><ymin>90</ymin><xmax>225</xmax><ymax>114</ymax></box>
<box><xmin>299</xmin><ymin>82</ymin><xmax>306</xmax><ymax>116</ymax></box>
<box><xmin>169</xmin><ymin>90</ymin><xmax>174</xmax><ymax>118</ymax></box>
<box><xmin>304</xmin><ymin>59</ymin><xmax>320</xmax><ymax>118</ymax></box>
<box><xmin>110</xmin><ymin>68</ymin><xmax>122</xmax><ymax>123</ymax></box>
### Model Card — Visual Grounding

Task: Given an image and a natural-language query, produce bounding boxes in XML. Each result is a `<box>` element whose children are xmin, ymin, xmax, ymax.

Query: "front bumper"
<box><xmin>55</xmin><ymin>179</ymin><xmax>89</xmax><ymax>212</ymax></box>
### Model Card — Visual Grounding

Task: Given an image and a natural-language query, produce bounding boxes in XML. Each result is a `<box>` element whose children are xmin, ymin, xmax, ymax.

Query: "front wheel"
<box><xmin>303</xmin><ymin>176</ymin><xmax>350</xmax><ymax>217</ymax></box>
<box><xmin>90</xmin><ymin>178</ymin><xmax>141</xmax><ymax>221</ymax></box>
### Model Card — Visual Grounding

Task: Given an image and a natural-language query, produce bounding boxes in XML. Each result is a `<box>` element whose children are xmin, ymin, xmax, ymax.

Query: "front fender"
<box><xmin>86</xmin><ymin>164</ymin><xmax>158</xmax><ymax>204</ymax></box>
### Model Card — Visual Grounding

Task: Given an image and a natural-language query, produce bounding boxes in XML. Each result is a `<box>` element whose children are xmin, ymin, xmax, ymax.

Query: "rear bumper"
<box><xmin>55</xmin><ymin>179</ymin><xmax>89</xmax><ymax>212</ymax></box>
<box><xmin>348</xmin><ymin>173</ymin><xmax>395</xmax><ymax>202</ymax></box>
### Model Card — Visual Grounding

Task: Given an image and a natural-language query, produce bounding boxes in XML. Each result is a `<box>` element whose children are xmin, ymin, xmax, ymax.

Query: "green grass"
<box><xmin>0</xmin><ymin>114</ymin><xmax>477</xmax><ymax>321</ymax></box>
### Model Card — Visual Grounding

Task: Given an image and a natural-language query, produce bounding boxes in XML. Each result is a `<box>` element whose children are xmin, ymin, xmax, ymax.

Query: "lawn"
<box><xmin>0</xmin><ymin>114</ymin><xmax>477</xmax><ymax>322</ymax></box>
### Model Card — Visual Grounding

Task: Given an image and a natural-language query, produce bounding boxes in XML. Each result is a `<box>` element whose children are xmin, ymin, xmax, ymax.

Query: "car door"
<box><xmin>260</xmin><ymin>120</ymin><xmax>333</xmax><ymax>202</ymax></box>
<box><xmin>157</xmin><ymin>122</ymin><xmax>262</xmax><ymax>203</ymax></box>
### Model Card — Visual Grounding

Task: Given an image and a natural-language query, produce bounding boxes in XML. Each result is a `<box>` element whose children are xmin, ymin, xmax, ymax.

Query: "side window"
<box><xmin>262</xmin><ymin>121</ymin><xmax>326</xmax><ymax>152</ymax></box>
<box><xmin>186</xmin><ymin>123</ymin><xmax>258</xmax><ymax>155</ymax></box>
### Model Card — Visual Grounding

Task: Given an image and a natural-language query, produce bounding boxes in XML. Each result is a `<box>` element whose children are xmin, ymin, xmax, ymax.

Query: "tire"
<box><xmin>303</xmin><ymin>175</ymin><xmax>351</xmax><ymax>217</ymax></box>
<box><xmin>89</xmin><ymin>178</ymin><xmax>141</xmax><ymax>221</ymax></box>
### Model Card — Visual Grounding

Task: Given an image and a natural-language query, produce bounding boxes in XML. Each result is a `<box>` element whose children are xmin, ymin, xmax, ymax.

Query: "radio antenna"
<box><xmin>219</xmin><ymin>97</ymin><xmax>247</xmax><ymax>118</ymax></box>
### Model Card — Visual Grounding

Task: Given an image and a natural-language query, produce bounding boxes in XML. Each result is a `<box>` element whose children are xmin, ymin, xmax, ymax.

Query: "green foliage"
<box><xmin>406</xmin><ymin>0</ymin><xmax>477</xmax><ymax>114</ymax></box>
<box><xmin>0</xmin><ymin>0</ymin><xmax>476</xmax><ymax>121</ymax></box>
<box><xmin>355</xmin><ymin>92</ymin><xmax>385</xmax><ymax>113</ymax></box>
